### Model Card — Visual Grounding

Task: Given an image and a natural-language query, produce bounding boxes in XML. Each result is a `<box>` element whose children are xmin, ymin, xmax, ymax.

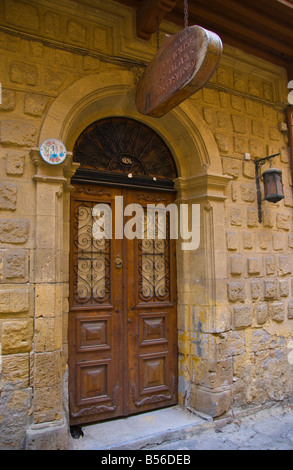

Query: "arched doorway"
<box><xmin>68</xmin><ymin>117</ymin><xmax>178</xmax><ymax>425</ymax></box>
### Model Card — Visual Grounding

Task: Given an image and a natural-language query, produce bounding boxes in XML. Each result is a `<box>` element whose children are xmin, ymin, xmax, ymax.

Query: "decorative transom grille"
<box><xmin>73</xmin><ymin>117</ymin><xmax>177</xmax><ymax>182</ymax></box>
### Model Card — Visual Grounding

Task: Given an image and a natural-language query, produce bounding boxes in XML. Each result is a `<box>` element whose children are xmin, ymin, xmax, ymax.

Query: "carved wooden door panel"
<box><xmin>69</xmin><ymin>184</ymin><xmax>177</xmax><ymax>425</ymax></box>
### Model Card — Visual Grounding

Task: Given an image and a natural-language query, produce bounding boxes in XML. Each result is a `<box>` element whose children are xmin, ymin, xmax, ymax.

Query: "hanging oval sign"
<box><xmin>39</xmin><ymin>138</ymin><xmax>67</xmax><ymax>165</ymax></box>
<box><xmin>136</xmin><ymin>25</ymin><xmax>222</xmax><ymax>118</ymax></box>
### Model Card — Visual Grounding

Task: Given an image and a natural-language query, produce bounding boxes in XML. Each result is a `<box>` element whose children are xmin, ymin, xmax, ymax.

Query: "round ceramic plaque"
<box><xmin>39</xmin><ymin>138</ymin><xmax>67</xmax><ymax>165</ymax></box>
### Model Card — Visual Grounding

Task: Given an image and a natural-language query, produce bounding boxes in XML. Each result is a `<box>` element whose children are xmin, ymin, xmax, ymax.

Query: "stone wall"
<box><xmin>183</xmin><ymin>52</ymin><xmax>293</xmax><ymax>414</ymax></box>
<box><xmin>0</xmin><ymin>0</ymin><xmax>292</xmax><ymax>449</ymax></box>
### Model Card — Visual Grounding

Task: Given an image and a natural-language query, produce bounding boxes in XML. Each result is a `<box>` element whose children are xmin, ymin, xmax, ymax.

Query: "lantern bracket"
<box><xmin>254</xmin><ymin>153</ymin><xmax>280</xmax><ymax>223</ymax></box>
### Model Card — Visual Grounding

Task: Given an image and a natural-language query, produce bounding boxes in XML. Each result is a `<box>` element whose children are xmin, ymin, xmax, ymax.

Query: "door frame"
<box><xmin>68</xmin><ymin>182</ymin><xmax>178</xmax><ymax>425</ymax></box>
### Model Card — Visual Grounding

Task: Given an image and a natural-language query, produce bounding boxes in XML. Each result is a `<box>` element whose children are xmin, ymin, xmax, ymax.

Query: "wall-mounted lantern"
<box><xmin>255</xmin><ymin>153</ymin><xmax>284</xmax><ymax>223</ymax></box>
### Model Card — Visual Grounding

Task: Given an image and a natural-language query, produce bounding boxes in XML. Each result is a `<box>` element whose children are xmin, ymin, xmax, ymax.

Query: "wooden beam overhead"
<box><xmin>136</xmin><ymin>0</ymin><xmax>178</xmax><ymax>40</ymax></box>
<box><xmin>115</xmin><ymin>0</ymin><xmax>293</xmax><ymax>75</ymax></box>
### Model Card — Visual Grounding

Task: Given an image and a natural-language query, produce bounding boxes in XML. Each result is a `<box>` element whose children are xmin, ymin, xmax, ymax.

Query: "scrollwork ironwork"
<box><xmin>72</xmin><ymin>202</ymin><xmax>111</xmax><ymax>305</ymax></box>
<box><xmin>73</xmin><ymin>117</ymin><xmax>177</xmax><ymax>182</ymax></box>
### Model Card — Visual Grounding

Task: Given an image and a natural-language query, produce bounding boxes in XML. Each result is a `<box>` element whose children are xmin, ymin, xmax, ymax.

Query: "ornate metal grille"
<box><xmin>73</xmin><ymin>117</ymin><xmax>177</xmax><ymax>183</ymax></box>
<box><xmin>72</xmin><ymin>202</ymin><xmax>111</xmax><ymax>305</ymax></box>
<box><xmin>138</xmin><ymin>211</ymin><xmax>170</xmax><ymax>302</ymax></box>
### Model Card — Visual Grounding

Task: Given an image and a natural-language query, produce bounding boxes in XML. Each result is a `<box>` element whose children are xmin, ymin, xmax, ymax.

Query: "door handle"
<box><xmin>115</xmin><ymin>254</ymin><xmax>122</xmax><ymax>269</ymax></box>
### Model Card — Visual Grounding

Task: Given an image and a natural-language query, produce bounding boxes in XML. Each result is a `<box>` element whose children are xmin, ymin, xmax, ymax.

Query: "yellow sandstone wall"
<box><xmin>0</xmin><ymin>0</ymin><xmax>292</xmax><ymax>449</ymax></box>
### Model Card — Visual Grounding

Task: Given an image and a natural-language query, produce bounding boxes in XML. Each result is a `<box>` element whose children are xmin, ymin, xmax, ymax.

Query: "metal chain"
<box><xmin>184</xmin><ymin>0</ymin><xmax>189</xmax><ymax>29</ymax></box>
<box><xmin>156</xmin><ymin>15</ymin><xmax>160</xmax><ymax>50</ymax></box>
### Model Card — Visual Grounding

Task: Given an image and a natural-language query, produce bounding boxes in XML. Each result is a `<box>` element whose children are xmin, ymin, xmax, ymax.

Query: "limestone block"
<box><xmin>247</xmin><ymin>207</ymin><xmax>258</xmax><ymax>227</ymax></box>
<box><xmin>245</xmin><ymin>99</ymin><xmax>262</xmax><ymax>117</ymax></box>
<box><xmin>264</xmin><ymin>279</ymin><xmax>278</xmax><ymax>300</ymax></box>
<box><xmin>1</xmin><ymin>89</ymin><xmax>15</xmax><ymax>111</ymax></box>
<box><xmin>29</xmin><ymin>41</ymin><xmax>44</xmax><ymax>57</ymax></box>
<box><xmin>1</xmin><ymin>354</ymin><xmax>29</xmax><ymax>388</ymax></box>
<box><xmin>45</xmin><ymin>69</ymin><xmax>66</xmax><ymax>91</ymax></box>
<box><xmin>263</xmin><ymin>209</ymin><xmax>274</xmax><ymax>228</ymax></box>
<box><xmin>279</xmin><ymin>279</ymin><xmax>289</xmax><ymax>297</ymax></box>
<box><xmin>214</xmin><ymin>133</ymin><xmax>229</xmax><ymax>153</ymax></box>
<box><xmin>240</xmin><ymin>184</ymin><xmax>255</xmax><ymax>202</ymax></box>
<box><xmin>34</xmin><ymin>385</ymin><xmax>62</xmax><ymax>423</ymax></box>
<box><xmin>0</xmin><ymin>288</ymin><xmax>29</xmax><ymax>313</ymax></box>
<box><xmin>194</xmin><ymin>358</ymin><xmax>233</xmax><ymax>389</ymax></box>
<box><xmin>4</xmin><ymin>0</ymin><xmax>39</xmax><ymax>31</ymax></box>
<box><xmin>256</xmin><ymin>303</ymin><xmax>268</xmax><ymax>324</ymax></box>
<box><xmin>2</xmin><ymin>320</ymin><xmax>33</xmax><ymax>354</ymax></box>
<box><xmin>202</xmin><ymin>88</ymin><xmax>218</xmax><ymax>104</ymax></box>
<box><xmin>230</xmin><ymin>206</ymin><xmax>242</xmax><ymax>226</ymax></box>
<box><xmin>25</xmin><ymin>419</ymin><xmax>69</xmax><ymax>450</ymax></box>
<box><xmin>273</xmin><ymin>233</ymin><xmax>285</xmax><ymax>251</ymax></box>
<box><xmin>0</xmin><ymin>388</ymin><xmax>32</xmax><ymax>449</ymax></box>
<box><xmin>247</xmin><ymin>257</ymin><xmax>261</xmax><ymax>275</ymax></box>
<box><xmin>265</xmin><ymin>256</ymin><xmax>275</xmax><ymax>275</ymax></box>
<box><xmin>251</xmin><ymin>329</ymin><xmax>272</xmax><ymax>352</ymax></box>
<box><xmin>226</xmin><ymin>231</ymin><xmax>238</xmax><ymax>250</ymax></box>
<box><xmin>35</xmin><ymin>317</ymin><xmax>61</xmax><ymax>352</ymax></box>
<box><xmin>227</xmin><ymin>282</ymin><xmax>245</xmax><ymax>302</ymax></box>
<box><xmin>0</xmin><ymin>120</ymin><xmax>36</xmax><ymax>146</ymax></box>
<box><xmin>222</xmin><ymin>157</ymin><xmax>240</xmax><ymax>177</ymax></box>
<box><xmin>248</xmin><ymin>79</ymin><xmax>262</xmax><ymax>98</ymax></box>
<box><xmin>3</xmin><ymin>250</ymin><xmax>27</xmax><ymax>281</ymax></box>
<box><xmin>9</xmin><ymin>62</ymin><xmax>38</xmax><ymax>85</ymax></box>
<box><xmin>216</xmin><ymin>111</ymin><xmax>230</xmax><ymax>128</ymax></box>
<box><xmin>44</xmin><ymin>12</ymin><xmax>61</xmax><ymax>37</ymax></box>
<box><xmin>263</xmin><ymin>82</ymin><xmax>273</xmax><ymax>101</ymax></box>
<box><xmin>6</xmin><ymin>150</ymin><xmax>25</xmax><ymax>175</ymax></box>
<box><xmin>0</xmin><ymin>31</ymin><xmax>20</xmax><ymax>52</ymax></box>
<box><xmin>251</xmin><ymin>120</ymin><xmax>264</xmax><ymax>138</ymax></box>
<box><xmin>259</xmin><ymin>233</ymin><xmax>269</xmax><ymax>250</ymax></box>
<box><xmin>0</xmin><ymin>219</ymin><xmax>29</xmax><ymax>243</ymax></box>
<box><xmin>217</xmin><ymin>67</ymin><xmax>232</xmax><ymax>87</ymax></box>
<box><xmin>67</xmin><ymin>20</ymin><xmax>86</xmax><ymax>43</ymax></box>
<box><xmin>249</xmin><ymin>139</ymin><xmax>265</xmax><ymax>158</ymax></box>
<box><xmin>288</xmin><ymin>234</ymin><xmax>293</xmax><ymax>249</ymax></box>
<box><xmin>230</xmin><ymin>256</ymin><xmax>243</xmax><ymax>275</ymax></box>
<box><xmin>233</xmin><ymin>72</ymin><xmax>246</xmax><ymax>92</ymax></box>
<box><xmin>35</xmin><ymin>284</ymin><xmax>56</xmax><ymax>318</ymax></box>
<box><xmin>24</xmin><ymin>93</ymin><xmax>49</xmax><ymax>117</ymax></box>
<box><xmin>203</xmin><ymin>107</ymin><xmax>214</xmax><ymax>126</ymax></box>
<box><xmin>270</xmin><ymin>302</ymin><xmax>285</xmax><ymax>322</ymax></box>
<box><xmin>34</xmin><ymin>351</ymin><xmax>62</xmax><ymax>388</ymax></box>
<box><xmin>219</xmin><ymin>91</ymin><xmax>229</xmax><ymax>108</ymax></box>
<box><xmin>224</xmin><ymin>331</ymin><xmax>245</xmax><ymax>356</ymax></box>
<box><xmin>243</xmin><ymin>160</ymin><xmax>255</xmax><ymax>179</ymax></box>
<box><xmin>55</xmin><ymin>50</ymin><xmax>74</xmax><ymax>68</ymax></box>
<box><xmin>231</xmin><ymin>95</ymin><xmax>244</xmax><ymax>112</ymax></box>
<box><xmin>288</xmin><ymin>301</ymin><xmax>293</xmax><ymax>319</ymax></box>
<box><xmin>231</xmin><ymin>182</ymin><xmax>238</xmax><ymax>201</ymax></box>
<box><xmin>269</xmin><ymin>127</ymin><xmax>280</xmax><ymax>141</ymax></box>
<box><xmin>191</xmin><ymin>385</ymin><xmax>232</xmax><ymax>418</ymax></box>
<box><xmin>276</xmin><ymin>213</ymin><xmax>290</xmax><ymax>231</ymax></box>
<box><xmin>243</xmin><ymin>232</ymin><xmax>253</xmax><ymax>249</ymax></box>
<box><xmin>0</xmin><ymin>183</ymin><xmax>17</xmax><ymax>210</ymax></box>
<box><xmin>233</xmin><ymin>305</ymin><xmax>253</xmax><ymax>328</ymax></box>
<box><xmin>232</xmin><ymin>115</ymin><xmax>247</xmax><ymax>134</ymax></box>
<box><xmin>94</xmin><ymin>26</ymin><xmax>111</xmax><ymax>53</ymax></box>
<box><xmin>234</xmin><ymin>136</ymin><xmax>247</xmax><ymax>155</ymax></box>
<box><xmin>279</xmin><ymin>255</ymin><xmax>291</xmax><ymax>275</ymax></box>
<box><xmin>251</xmin><ymin>280</ymin><xmax>261</xmax><ymax>300</ymax></box>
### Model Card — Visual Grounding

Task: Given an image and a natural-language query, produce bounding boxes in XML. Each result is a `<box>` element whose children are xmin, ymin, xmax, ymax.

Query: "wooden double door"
<box><xmin>69</xmin><ymin>183</ymin><xmax>178</xmax><ymax>425</ymax></box>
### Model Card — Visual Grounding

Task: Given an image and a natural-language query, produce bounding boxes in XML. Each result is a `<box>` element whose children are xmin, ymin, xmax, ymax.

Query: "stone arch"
<box><xmin>38</xmin><ymin>70</ymin><xmax>223</xmax><ymax>179</ymax></box>
<box><xmin>37</xmin><ymin>70</ymin><xmax>232</xmax><ymax>419</ymax></box>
